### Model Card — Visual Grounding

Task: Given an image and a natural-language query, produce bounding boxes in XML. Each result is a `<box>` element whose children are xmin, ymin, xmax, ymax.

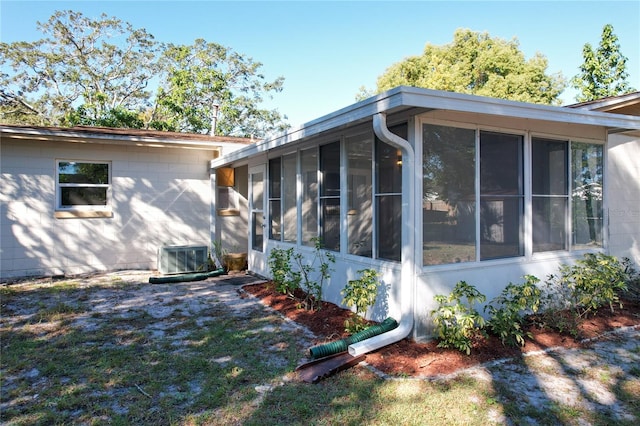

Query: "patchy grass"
<box><xmin>1</xmin><ymin>273</ymin><xmax>639</xmax><ymax>425</ymax></box>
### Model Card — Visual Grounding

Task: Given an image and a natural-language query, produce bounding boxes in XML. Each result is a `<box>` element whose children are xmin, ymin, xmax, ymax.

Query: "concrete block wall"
<box><xmin>1</xmin><ymin>138</ymin><xmax>215</xmax><ymax>280</ymax></box>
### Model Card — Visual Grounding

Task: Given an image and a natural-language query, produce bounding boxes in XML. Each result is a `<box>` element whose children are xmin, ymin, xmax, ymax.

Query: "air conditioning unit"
<box><xmin>157</xmin><ymin>245</ymin><xmax>208</xmax><ymax>275</ymax></box>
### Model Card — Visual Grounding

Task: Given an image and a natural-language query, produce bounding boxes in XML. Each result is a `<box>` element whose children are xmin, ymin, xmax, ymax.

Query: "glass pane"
<box><xmin>252</xmin><ymin>212</ymin><xmax>263</xmax><ymax>251</ymax></box>
<box><xmin>269</xmin><ymin>158</ymin><xmax>281</xmax><ymax>197</ymax></box>
<box><xmin>376</xmin><ymin>139</ymin><xmax>402</xmax><ymax>194</ymax></box>
<box><xmin>252</xmin><ymin>172</ymin><xmax>263</xmax><ymax>207</ymax></box>
<box><xmin>61</xmin><ymin>187</ymin><xmax>108</xmax><ymax>206</ymax></box>
<box><xmin>59</xmin><ymin>162</ymin><xmax>108</xmax><ymax>184</ymax></box>
<box><xmin>282</xmin><ymin>153</ymin><xmax>297</xmax><ymax>243</ymax></box>
<box><xmin>480</xmin><ymin>197</ymin><xmax>523</xmax><ymax>260</ymax></box>
<box><xmin>347</xmin><ymin>133</ymin><xmax>373</xmax><ymax>257</ymax></box>
<box><xmin>480</xmin><ymin>132</ymin><xmax>523</xmax><ymax>195</ymax></box>
<box><xmin>320</xmin><ymin>198</ymin><xmax>340</xmax><ymax>251</ymax></box>
<box><xmin>376</xmin><ymin>195</ymin><xmax>401</xmax><ymax>261</ymax></box>
<box><xmin>301</xmin><ymin>148</ymin><xmax>318</xmax><ymax>246</ymax></box>
<box><xmin>423</xmin><ymin>124</ymin><xmax>476</xmax><ymax>265</ymax></box>
<box><xmin>572</xmin><ymin>142</ymin><xmax>603</xmax><ymax>248</ymax></box>
<box><xmin>533</xmin><ymin>197</ymin><xmax>567</xmax><ymax>252</ymax></box>
<box><xmin>532</xmin><ymin>138</ymin><xmax>567</xmax><ymax>195</ymax></box>
<box><xmin>320</xmin><ymin>142</ymin><xmax>340</xmax><ymax>197</ymax></box>
<box><xmin>269</xmin><ymin>199</ymin><xmax>281</xmax><ymax>240</ymax></box>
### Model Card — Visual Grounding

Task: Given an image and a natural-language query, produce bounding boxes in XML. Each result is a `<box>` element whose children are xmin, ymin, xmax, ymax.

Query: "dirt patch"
<box><xmin>243</xmin><ymin>281</ymin><xmax>640</xmax><ymax>378</ymax></box>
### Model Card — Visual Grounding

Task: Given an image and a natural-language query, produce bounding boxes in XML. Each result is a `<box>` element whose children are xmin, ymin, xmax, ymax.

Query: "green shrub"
<box><xmin>549</xmin><ymin>253</ymin><xmax>629</xmax><ymax>318</ymax></box>
<box><xmin>431</xmin><ymin>281</ymin><xmax>486</xmax><ymax>355</ymax></box>
<box><xmin>485</xmin><ymin>275</ymin><xmax>541</xmax><ymax>347</ymax></box>
<box><xmin>342</xmin><ymin>269</ymin><xmax>380</xmax><ymax>333</ymax></box>
<box><xmin>267</xmin><ymin>247</ymin><xmax>300</xmax><ymax>297</ymax></box>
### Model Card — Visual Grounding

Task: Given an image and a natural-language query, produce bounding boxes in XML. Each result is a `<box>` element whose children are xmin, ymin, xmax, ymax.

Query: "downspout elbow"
<box><xmin>348</xmin><ymin>112</ymin><xmax>415</xmax><ymax>357</ymax></box>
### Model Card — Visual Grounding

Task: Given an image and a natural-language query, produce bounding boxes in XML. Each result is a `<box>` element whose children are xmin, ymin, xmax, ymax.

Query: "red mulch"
<box><xmin>242</xmin><ymin>282</ymin><xmax>640</xmax><ymax>378</ymax></box>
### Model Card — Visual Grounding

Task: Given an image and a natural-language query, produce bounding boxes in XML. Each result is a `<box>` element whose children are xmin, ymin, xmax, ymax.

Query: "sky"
<box><xmin>1</xmin><ymin>0</ymin><xmax>638</xmax><ymax>127</ymax></box>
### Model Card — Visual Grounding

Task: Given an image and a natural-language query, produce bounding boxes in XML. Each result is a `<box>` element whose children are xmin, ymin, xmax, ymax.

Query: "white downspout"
<box><xmin>348</xmin><ymin>112</ymin><xmax>416</xmax><ymax>356</ymax></box>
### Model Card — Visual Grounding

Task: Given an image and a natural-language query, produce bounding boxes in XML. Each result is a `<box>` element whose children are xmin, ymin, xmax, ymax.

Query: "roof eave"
<box><xmin>210</xmin><ymin>86</ymin><xmax>640</xmax><ymax>169</ymax></box>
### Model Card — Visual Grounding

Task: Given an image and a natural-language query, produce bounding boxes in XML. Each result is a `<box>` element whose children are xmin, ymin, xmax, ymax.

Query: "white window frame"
<box><xmin>55</xmin><ymin>160</ymin><xmax>112</xmax><ymax>218</ymax></box>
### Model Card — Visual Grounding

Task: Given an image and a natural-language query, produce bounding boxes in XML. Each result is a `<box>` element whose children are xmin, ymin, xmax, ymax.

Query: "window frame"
<box><xmin>55</xmin><ymin>159</ymin><xmax>112</xmax><ymax>218</ymax></box>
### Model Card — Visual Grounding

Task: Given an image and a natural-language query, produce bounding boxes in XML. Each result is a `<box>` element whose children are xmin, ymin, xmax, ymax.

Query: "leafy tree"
<box><xmin>373</xmin><ymin>29</ymin><xmax>566</xmax><ymax>105</ymax></box>
<box><xmin>151</xmin><ymin>39</ymin><xmax>287</xmax><ymax>137</ymax></box>
<box><xmin>1</xmin><ymin>10</ymin><xmax>288</xmax><ymax>137</ymax></box>
<box><xmin>571</xmin><ymin>24</ymin><xmax>635</xmax><ymax>102</ymax></box>
<box><xmin>0</xmin><ymin>10</ymin><xmax>157</xmax><ymax>126</ymax></box>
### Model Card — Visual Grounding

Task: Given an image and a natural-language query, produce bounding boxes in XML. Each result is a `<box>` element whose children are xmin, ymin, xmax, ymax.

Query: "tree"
<box><xmin>373</xmin><ymin>29</ymin><xmax>566</xmax><ymax>105</ymax></box>
<box><xmin>0</xmin><ymin>10</ymin><xmax>157</xmax><ymax>127</ymax></box>
<box><xmin>1</xmin><ymin>10</ymin><xmax>288</xmax><ymax>137</ymax></box>
<box><xmin>151</xmin><ymin>39</ymin><xmax>287</xmax><ymax>137</ymax></box>
<box><xmin>571</xmin><ymin>24</ymin><xmax>635</xmax><ymax>102</ymax></box>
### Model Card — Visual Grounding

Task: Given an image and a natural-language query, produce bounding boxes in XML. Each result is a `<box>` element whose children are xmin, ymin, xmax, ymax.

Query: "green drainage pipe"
<box><xmin>309</xmin><ymin>317</ymin><xmax>398</xmax><ymax>359</ymax></box>
<box><xmin>148</xmin><ymin>268</ymin><xmax>225</xmax><ymax>284</ymax></box>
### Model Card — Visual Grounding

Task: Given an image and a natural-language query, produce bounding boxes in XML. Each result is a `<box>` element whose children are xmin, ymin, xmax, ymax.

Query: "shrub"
<box><xmin>548</xmin><ymin>253</ymin><xmax>629</xmax><ymax>318</ymax></box>
<box><xmin>431</xmin><ymin>281</ymin><xmax>486</xmax><ymax>355</ymax></box>
<box><xmin>342</xmin><ymin>269</ymin><xmax>380</xmax><ymax>333</ymax></box>
<box><xmin>267</xmin><ymin>247</ymin><xmax>300</xmax><ymax>298</ymax></box>
<box><xmin>485</xmin><ymin>275</ymin><xmax>541</xmax><ymax>347</ymax></box>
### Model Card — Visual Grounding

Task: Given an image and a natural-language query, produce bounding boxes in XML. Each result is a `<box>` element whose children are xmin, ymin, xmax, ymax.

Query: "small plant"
<box><xmin>267</xmin><ymin>238</ymin><xmax>335</xmax><ymax>310</ymax></box>
<box><xmin>291</xmin><ymin>237</ymin><xmax>335</xmax><ymax>310</ymax></box>
<box><xmin>431</xmin><ymin>281</ymin><xmax>486</xmax><ymax>355</ymax></box>
<box><xmin>267</xmin><ymin>247</ymin><xmax>300</xmax><ymax>298</ymax></box>
<box><xmin>485</xmin><ymin>275</ymin><xmax>542</xmax><ymax>347</ymax></box>
<box><xmin>211</xmin><ymin>240</ymin><xmax>227</xmax><ymax>270</ymax></box>
<box><xmin>341</xmin><ymin>269</ymin><xmax>380</xmax><ymax>333</ymax></box>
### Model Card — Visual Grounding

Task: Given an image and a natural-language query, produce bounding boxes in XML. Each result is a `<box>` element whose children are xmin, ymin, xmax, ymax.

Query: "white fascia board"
<box><xmin>210</xmin><ymin>86</ymin><xmax>640</xmax><ymax>168</ymax></box>
<box><xmin>0</xmin><ymin>126</ymin><xmax>226</xmax><ymax>149</ymax></box>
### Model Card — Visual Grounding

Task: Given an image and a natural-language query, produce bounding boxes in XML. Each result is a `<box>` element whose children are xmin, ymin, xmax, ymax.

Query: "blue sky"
<box><xmin>1</xmin><ymin>0</ymin><xmax>638</xmax><ymax>127</ymax></box>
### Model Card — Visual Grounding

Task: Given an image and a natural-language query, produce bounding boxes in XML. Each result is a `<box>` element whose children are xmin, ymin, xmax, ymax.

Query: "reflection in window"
<box><xmin>422</xmin><ymin>124</ymin><xmax>476</xmax><ymax>265</ymax></box>
<box><xmin>480</xmin><ymin>132</ymin><xmax>524</xmax><ymax>260</ymax></box>
<box><xmin>347</xmin><ymin>133</ymin><xmax>373</xmax><ymax>257</ymax></box>
<box><xmin>320</xmin><ymin>142</ymin><xmax>340</xmax><ymax>251</ymax></box>
<box><xmin>571</xmin><ymin>142</ymin><xmax>603</xmax><ymax>248</ymax></box>
<box><xmin>57</xmin><ymin>161</ymin><xmax>110</xmax><ymax>208</ymax></box>
<box><xmin>532</xmin><ymin>138</ymin><xmax>568</xmax><ymax>252</ymax></box>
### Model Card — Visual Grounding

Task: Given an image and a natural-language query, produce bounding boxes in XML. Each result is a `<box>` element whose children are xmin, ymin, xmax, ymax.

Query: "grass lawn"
<box><xmin>2</xmin><ymin>273</ymin><xmax>639</xmax><ymax>425</ymax></box>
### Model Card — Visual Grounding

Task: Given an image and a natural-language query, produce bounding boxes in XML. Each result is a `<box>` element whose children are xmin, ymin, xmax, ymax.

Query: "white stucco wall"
<box><xmin>1</xmin><ymin>138</ymin><xmax>215</xmax><ymax>280</ymax></box>
<box><xmin>607</xmin><ymin>132</ymin><xmax>640</xmax><ymax>268</ymax></box>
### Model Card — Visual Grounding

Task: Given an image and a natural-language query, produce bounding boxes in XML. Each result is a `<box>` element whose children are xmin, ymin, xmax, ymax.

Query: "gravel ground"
<box><xmin>2</xmin><ymin>270</ymin><xmax>639</xmax><ymax>424</ymax></box>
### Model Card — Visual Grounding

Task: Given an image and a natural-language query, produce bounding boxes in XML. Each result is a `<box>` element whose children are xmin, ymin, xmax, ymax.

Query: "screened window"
<box><xmin>301</xmin><ymin>148</ymin><xmax>318</xmax><ymax>246</ymax></box>
<box><xmin>480</xmin><ymin>132</ymin><xmax>524</xmax><ymax>260</ymax></box>
<box><xmin>282</xmin><ymin>153</ymin><xmax>297</xmax><ymax>243</ymax></box>
<box><xmin>571</xmin><ymin>142</ymin><xmax>603</xmax><ymax>249</ymax></box>
<box><xmin>532</xmin><ymin>138</ymin><xmax>568</xmax><ymax>252</ymax></box>
<box><xmin>375</xmin><ymin>136</ymin><xmax>402</xmax><ymax>262</ymax></box>
<box><xmin>347</xmin><ymin>133</ymin><xmax>373</xmax><ymax>257</ymax></box>
<box><xmin>422</xmin><ymin>124</ymin><xmax>476</xmax><ymax>265</ymax></box>
<box><xmin>268</xmin><ymin>158</ymin><xmax>281</xmax><ymax>240</ymax></box>
<box><xmin>320</xmin><ymin>142</ymin><xmax>341</xmax><ymax>251</ymax></box>
<box><xmin>57</xmin><ymin>161</ymin><xmax>110</xmax><ymax>209</ymax></box>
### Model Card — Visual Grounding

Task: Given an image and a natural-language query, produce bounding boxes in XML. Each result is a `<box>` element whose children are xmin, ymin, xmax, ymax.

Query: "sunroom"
<box><xmin>210</xmin><ymin>86</ymin><xmax>640</xmax><ymax>346</ymax></box>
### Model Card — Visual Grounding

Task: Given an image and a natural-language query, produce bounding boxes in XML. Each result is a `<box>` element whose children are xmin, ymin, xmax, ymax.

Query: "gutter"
<box><xmin>348</xmin><ymin>112</ymin><xmax>416</xmax><ymax>357</ymax></box>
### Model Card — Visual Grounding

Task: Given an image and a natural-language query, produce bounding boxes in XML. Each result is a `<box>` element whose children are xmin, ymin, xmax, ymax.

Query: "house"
<box><xmin>209</xmin><ymin>86</ymin><xmax>640</xmax><ymax>349</ymax></box>
<box><xmin>0</xmin><ymin>125</ymin><xmax>253</xmax><ymax>280</ymax></box>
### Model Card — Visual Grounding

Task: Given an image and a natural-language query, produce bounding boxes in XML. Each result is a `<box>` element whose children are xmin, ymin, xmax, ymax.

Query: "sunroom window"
<box><xmin>571</xmin><ymin>142</ymin><xmax>603</xmax><ymax>249</ymax></box>
<box><xmin>532</xmin><ymin>138</ymin><xmax>568</xmax><ymax>252</ymax></box>
<box><xmin>57</xmin><ymin>161</ymin><xmax>110</xmax><ymax>209</ymax></box>
<box><xmin>347</xmin><ymin>133</ymin><xmax>373</xmax><ymax>257</ymax></box>
<box><xmin>479</xmin><ymin>131</ymin><xmax>524</xmax><ymax>260</ymax></box>
<box><xmin>319</xmin><ymin>141</ymin><xmax>341</xmax><ymax>251</ymax></box>
<box><xmin>423</xmin><ymin>124</ymin><xmax>476</xmax><ymax>265</ymax></box>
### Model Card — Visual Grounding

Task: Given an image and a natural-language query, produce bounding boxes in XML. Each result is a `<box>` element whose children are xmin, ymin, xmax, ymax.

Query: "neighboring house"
<box><xmin>209</xmin><ymin>86</ymin><xmax>640</xmax><ymax>347</ymax></box>
<box><xmin>1</xmin><ymin>125</ymin><xmax>252</xmax><ymax>280</ymax></box>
